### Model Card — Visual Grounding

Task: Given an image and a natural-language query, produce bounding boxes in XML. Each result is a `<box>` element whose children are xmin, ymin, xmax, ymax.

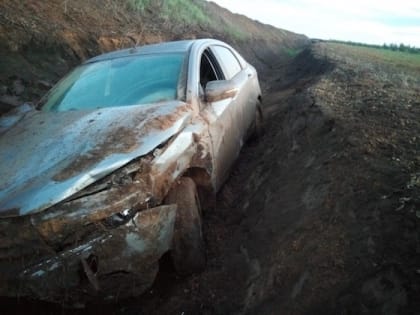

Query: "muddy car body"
<box><xmin>0</xmin><ymin>39</ymin><xmax>262</xmax><ymax>303</ymax></box>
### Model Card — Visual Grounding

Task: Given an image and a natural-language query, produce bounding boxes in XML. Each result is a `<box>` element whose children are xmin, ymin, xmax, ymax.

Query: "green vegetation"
<box><xmin>125</xmin><ymin>0</ymin><xmax>248</xmax><ymax>41</ymax></box>
<box><xmin>126</xmin><ymin>0</ymin><xmax>153</xmax><ymax>13</ymax></box>
<box><xmin>127</xmin><ymin>0</ymin><xmax>210</xmax><ymax>26</ymax></box>
<box><xmin>329</xmin><ymin>40</ymin><xmax>420</xmax><ymax>54</ymax></box>
<box><xmin>283</xmin><ymin>47</ymin><xmax>302</xmax><ymax>57</ymax></box>
<box><xmin>383</xmin><ymin>43</ymin><xmax>420</xmax><ymax>54</ymax></box>
<box><xmin>329</xmin><ymin>42</ymin><xmax>420</xmax><ymax>70</ymax></box>
<box><xmin>224</xmin><ymin>25</ymin><xmax>248</xmax><ymax>42</ymax></box>
<box><xmin>379</xmin><ymin>49</ymin><xmax>420</xmax><ymax>65</ymax></box>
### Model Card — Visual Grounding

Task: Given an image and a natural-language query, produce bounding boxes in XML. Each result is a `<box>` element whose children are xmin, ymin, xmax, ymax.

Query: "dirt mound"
<box><xmin>0</xmin><ymin>0</ymin><xmax>308</xmax><ymax>114</ymax></box>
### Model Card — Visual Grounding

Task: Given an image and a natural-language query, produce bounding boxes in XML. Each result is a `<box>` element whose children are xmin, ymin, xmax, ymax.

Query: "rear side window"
<box><xmin>211</xmin><ymin>46</ymin><xmax>242</xmax><ymax>80</ymax></box>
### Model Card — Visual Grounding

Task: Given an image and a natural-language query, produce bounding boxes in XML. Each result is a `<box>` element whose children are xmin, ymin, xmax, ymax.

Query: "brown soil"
<box><xmin>1</xmin><ymin>1</ymin><xmax>419</xmax><ymax>315</ymax></box>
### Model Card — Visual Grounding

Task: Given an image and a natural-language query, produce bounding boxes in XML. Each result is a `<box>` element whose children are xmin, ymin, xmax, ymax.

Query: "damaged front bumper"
<box><xmin>0</xmin><ymin>204</ymin><xmax>176</xmax><ymax>304</ymax></box>
<box><xmin>0</xmin><ymin>121</ymin><xmax>213</xmax><ymax>304</ymax></box>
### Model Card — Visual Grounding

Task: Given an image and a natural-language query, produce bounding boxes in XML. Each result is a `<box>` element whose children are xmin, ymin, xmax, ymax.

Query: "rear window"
<box><xmin>211</xmin><ymin>45</ymin><xmax>242</xmax><ymax>80</ymax></box>
<box><xmin>40</xmin><ymin>53</ymin><xmax>187</xmax><ymax>112</ymax></box>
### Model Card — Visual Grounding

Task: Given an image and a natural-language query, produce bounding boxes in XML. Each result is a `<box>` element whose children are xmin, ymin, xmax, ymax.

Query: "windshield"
<box><xmin>40</xmin><ymin>53</ymin><xmax>187</xmax><ymax>112</ymax></box>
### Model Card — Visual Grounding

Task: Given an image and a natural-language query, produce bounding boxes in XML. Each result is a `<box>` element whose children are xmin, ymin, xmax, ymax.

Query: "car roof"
<box><xmin>84</xmin><ymin>39</ymin><xmax>224</xmax><ymax>64</ymax></box>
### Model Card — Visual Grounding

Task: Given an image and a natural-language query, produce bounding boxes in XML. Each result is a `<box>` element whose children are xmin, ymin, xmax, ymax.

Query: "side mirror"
<box><xmin>205</xmin><ymin>80</ymin><xmax>238</xmax><ymax>103</ymax></box>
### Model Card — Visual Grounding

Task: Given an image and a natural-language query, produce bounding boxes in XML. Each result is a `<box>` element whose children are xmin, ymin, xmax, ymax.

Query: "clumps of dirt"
<box><xmin>304</xmin><ymin>43</ymin><xmax>420</xmax><ymax>314</ymax></box>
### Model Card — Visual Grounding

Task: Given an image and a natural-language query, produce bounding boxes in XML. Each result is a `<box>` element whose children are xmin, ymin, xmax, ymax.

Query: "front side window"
<box><xmin>40</xmin><ymin>53</ymin><xmax>187</xmax><ymax>112</ymax></box>
<box><xmin>200</xmin><ymin>51</ymin><xmax>221</xmax><ymax>88</ymax></box>
<box><xmin>211</xmin><ymin>46</ymin><xmax>242</xmax><ymax>80</ymax></box>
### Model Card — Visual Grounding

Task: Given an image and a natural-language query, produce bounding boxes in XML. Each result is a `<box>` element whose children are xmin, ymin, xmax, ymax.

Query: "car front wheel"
<box><xmin>165</xmin><ymin>177</ymin><xmax>206</xmax><ymax>275</ymax></box>
<box><xmin>254</xmin><ymin>100</ymin><xmax>265</xmax><ymax>138</ymax></box>
<box><xmin>248</xmin><ymin>100</ymin><xmax>265</xmax><ymax>141</ymax></box>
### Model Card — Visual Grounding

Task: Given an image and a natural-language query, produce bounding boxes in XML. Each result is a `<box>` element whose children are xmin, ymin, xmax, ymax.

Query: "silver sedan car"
<box><xmin>0</xmin><ymin>39</ymin><xmax>263</xmax><ymax>303</ymax></box>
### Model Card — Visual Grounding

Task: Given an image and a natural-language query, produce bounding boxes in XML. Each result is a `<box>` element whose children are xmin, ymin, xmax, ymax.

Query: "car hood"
<box><xmin>0</xmin><ymin>101</ymin><xmax>192</xmax><ymax>217</ymax></box>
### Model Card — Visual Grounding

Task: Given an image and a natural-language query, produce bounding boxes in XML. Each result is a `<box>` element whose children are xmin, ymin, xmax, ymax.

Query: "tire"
<box><xmin>255</xmin><ymin>100</ymin><xmax>265</xmax><ymax>137</ymax></box>
<box><xmin>165</xmin><ymin>177</ymin><xmax>206</xmax><ymax>275</ymax></box>
<box><xmin>250</xmin><ymin>100</ymin><xmax>265</xmax><ymax>141</ymax></box>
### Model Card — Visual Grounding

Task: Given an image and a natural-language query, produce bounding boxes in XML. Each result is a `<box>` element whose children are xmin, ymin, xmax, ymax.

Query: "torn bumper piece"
<box><xmin>15</xmin><ymin>205</ymin><xmax>176</xmax><ymax>303</ymax></box>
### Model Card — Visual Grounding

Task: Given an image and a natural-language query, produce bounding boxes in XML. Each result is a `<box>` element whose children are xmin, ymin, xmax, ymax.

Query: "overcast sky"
<box><xmin>210</xmin><ymin>0</ymin><xmax>420</xmax><ymax>47</ymax></box>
